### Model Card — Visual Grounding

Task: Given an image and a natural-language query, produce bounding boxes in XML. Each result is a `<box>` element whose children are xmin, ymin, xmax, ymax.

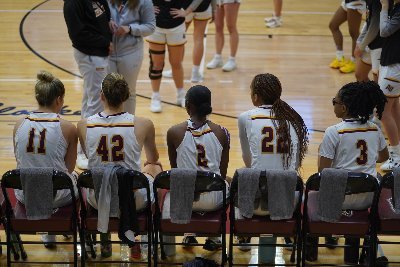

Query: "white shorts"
<box><xmin>341</xmin><ymin>0</ymin><xmax>367</xmax><ymax>14</ymax></box>
<box><xmin>379</xmin><ymin>64</ymin><xmax>400</xmax><ymax>98</ymax></box>
<box><xmin>217</xmin><ymin>0</ymin><xmax>241</xmax><ymax>6</ymax></box>
<box><xmin>146</xmin><ymin>23</ymin><xmax>186</xmax><ymax>46</ymax></box>
<box><xmin>360</xmin><ymin>48</ymin><xmax>382</xmax><ymax>74</ymax></box>
<box><xmin>185</xmin><ymin>5</ymin><xmax>212</xmax><ymax>23</ymax></box>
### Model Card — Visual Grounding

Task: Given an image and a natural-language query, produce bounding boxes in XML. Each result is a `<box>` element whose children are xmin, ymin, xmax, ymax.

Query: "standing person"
<box><xmin>329</xmin><ymin>0</ymin><xmax>366</xmax><ymax>74</ymax></box>
<box><xmin>264</xmin><ymin>0</ymin><xmax>283</xmax><ymax>28</ymax></box>
<box><xmin>354</xmin><ymin>0</ymin><xmax>383</xmax><ymax>82</ymax></box>
<box><xmin>206</xmin><ymin>0</ymin><xmax>240</xmax><ymax>72</ymax></box>
<box><xmin>108</xmin><ymin>0</ymin><xmax>156</xmax><ymax>115</ymax></box>
<box><xmin>63</xmin><ymin>0</ymin><xmax>112</xmax><ymax>169</ymax></box>
<box><xmin>317</xmin><ymin>81</ymin><xmax>388</xmax><ymax>264</ymax></box>
<box><xmin>379</xmin><ymin>0</ymin><xmax>400</xmax><ymax>171</ymax></box>
<box><xmin>146</xmin><ymin>0</ymin><xmax>197</xmax><ymax>113</ymax></box>
<box><xmin>77</xmin><ymin>73</ymin><xmax>162</xmax><ymax>257</ymax></box>
<box><xmin>166</xmin><ymin>85</ymin><xmax>230</xmax><ymax>250</ymax></box>
<box><xmin>237</xmin><ymin>73</ymin><xmax>309</xmax><ymax>252</ymax></box>
<box><xmin>163</xmin><ymin>0</ymin><xmax>217</xmax><ymax>83</ymax></box>
<box><xmin>13</xmin><ymin>71</ymin><xmax>78</xmax><ymax>248</ymax></box>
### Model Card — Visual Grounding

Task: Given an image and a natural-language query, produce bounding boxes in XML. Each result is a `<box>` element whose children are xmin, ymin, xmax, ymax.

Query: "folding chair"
<box><xmin>228</xmin><ymin>170</ymin><xmax>303</xmax><ymax>267</ymax></box>
<box><xmin>375</xmin><ymin>171</ymin><xmax>400</xmax><ymax>265</ymax></box>
<box><xmin>1</xmin><ymin>169</ymin><xmax>79</xmax><ymax>266</ymax></box>
<box><xmin>302</xmin><ymin>172</ymin><xmax>379</xmax><ymax>266</ymax></box>
<box><xmin>152</xmin><ymin>170</ymin><xmax>228</xmax><ymax>266</ymax></box>
<box><xmin>78</xmin><ymin>168</ymin><xmax>152</xmax><ymax>266</ymax></box>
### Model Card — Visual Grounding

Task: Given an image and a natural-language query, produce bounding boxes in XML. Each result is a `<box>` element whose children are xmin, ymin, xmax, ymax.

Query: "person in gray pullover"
<box><xmin>108</xmin><ymin>0</ymin><xmax>156</xmax><ymax>115</ymax></box>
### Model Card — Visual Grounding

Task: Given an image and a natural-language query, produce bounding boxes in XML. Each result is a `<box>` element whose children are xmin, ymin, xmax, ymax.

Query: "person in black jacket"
<box><xmin>63</xmin><ymin>0</ymin><xmax>113</xmax><ymax>170</ymax></box>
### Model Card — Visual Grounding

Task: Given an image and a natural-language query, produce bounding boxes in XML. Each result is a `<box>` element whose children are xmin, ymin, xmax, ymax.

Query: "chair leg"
<box><xmin>15</xmin><ymin>234</ymin><xmax>26</xmax><ymax>260</ymax></box>
<box><xmin>148</xmin><ymin>231</ymin><xmax>152</xmax><ymax>267</ymax></box>
<box><xmin>80</xmin><ymin>230</ymin><xmax>86</xmax><ymax>267</ymax></box>
<box><xmin>296</xmin><ymin>233</ymin><xmax>302</xmax><ymax>267</ymax></box>
<box><xmin>73</xmin><ymin>231</ymin><xmax>78</xmax><ymax>267</ymax></box>
<box><xmin>160</xmin><ymin>234</ymin><xmax>166</xmax><ymax>260</ymax></box>
<box><xmin>228</xmin><ymin>232</ymin><xmax>233</xmax><ymax>267</ymax></box>
<box><xmin>301</xmin><ymin>234</ymin><xmax>307</xmax><ymax>267</ymax></box>
<box><xmin>153</xmin><ymin>230</ymin><xmax>159</xmax><ymax>266</ymax></box>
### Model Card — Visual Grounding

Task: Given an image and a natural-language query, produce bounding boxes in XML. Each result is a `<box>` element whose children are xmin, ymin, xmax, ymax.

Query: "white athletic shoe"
<box><xmin>264</xmin><ymin>16</ymin><xmax>275</xmax><ymax>23</ymax></box>
<box><xmin>76</xmin><ymin>153</ymin><xmax>88</xmax><ymax>170</ymax></box>
<box><xmin>191</xmin><ymin>71</ymin><xmax>204</xmax><ymax>83</ymax></box>
<box><xmin>150</xmin><ymin>94</ymin><xmax>162</xmax><ymax>113</ymax></box>
<box><xmin>177</xmin><ymin>89</ymin><xmax>186</xmax><ymax>107</ymax></box>
<box><xmin>380</xmin><ymin>157</ymin><xmax>400</xmax><ymax>171</ymax></box>
<box><xmin>206</xmin><ymin>56</ymin><xmax>223</xmax><ymax>69</ymax></box>
<box><xmin>266</xmin><ymin>17</ymin><xmax>282</xmax><ymax>28</ymax></box>
<box><xmin>162</xmin><ymin>69</ymin><xmax>173</xmax><ymax>78</ymax></box>
<box><xmin>222</xmin><ymin>59</ymin><xmax>237</xmax><ymax>72</ymax></box>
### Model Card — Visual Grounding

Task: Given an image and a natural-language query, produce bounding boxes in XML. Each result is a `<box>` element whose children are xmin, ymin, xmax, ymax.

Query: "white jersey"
<box><xmin>319</xmin><ymin>119</ymin><xmax>386</xmax><ymax>177</ymax></box>
<box><xmin>86</xmin><ymin>112</ymin><xmax>141</xmax><ymax>171</ymax></box>
<box><xmin>14</xmin><ymin>112</ymin><xmax>70</xmax><ymax>202</ymax></box>
<box><xmin>238</xmin><ymin>105</ymin><xmax>299</xmax><ymax>171</ymax></box>
<box><xmin>176</xmin><ymin>120</ymin><xmax>223</xmax><ymax>175</ymax></box>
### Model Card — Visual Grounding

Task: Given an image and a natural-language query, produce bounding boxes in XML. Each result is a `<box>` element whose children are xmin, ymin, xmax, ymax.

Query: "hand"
<box><xmin>154</xmin><ymin>5</ymin><xmax>160</xmax><ymax>14</ymax></box>
<box><xmin>380</xmin><ymin>0</ymin><xmax>389</xmax><ymax>10</ymax></box>
<box><xmin>115</xmin><ymin>25</ymin><xmax>130</xmax><ymax>36</ymax></box>
<box><xmin>108</xmin><ymin>42</ymin><xmax>114</xmax><ymax>54</ymax></box>
<box><xmin>144</xmin><ymin>160</ymin><xmax>163</xmax><ymax>169</ymax></box>
<box><xmin>170</xmin><ymin>8</ymin><xmax>187</xmax><ymax>18</ymax></box>
<box><xmin>109</xmin><ymin>20</ymin><xmax>118</xmax><ymax>33</ymax></box>
<box><xmin>354</xmin><ymin>45</ymin><xmax>362</xmax><ymax>58</ymax></box>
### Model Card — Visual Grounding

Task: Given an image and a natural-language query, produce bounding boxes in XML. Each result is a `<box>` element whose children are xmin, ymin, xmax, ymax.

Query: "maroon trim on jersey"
<box><xmin>86</xmin><ymin>123</ymin><xmax>135</xmax><ymax>128</ymax></box>
<box><xmin>25</xmin><ymin>117</ymin><xmax>59</xmax><ymax>122</ymax></box>
<box><xmin>98</xmin><ymin>111</ymin><xmax>127</xmax><ymax>118</ymax></box>
<box><xmin>187</xmin><ymin>128</ymin><xmax>213</xmax><ymax>137</ymax></box>
<box><xmin>338</xmin><ymin>128</ymin><xmax>378</xmax><ymax>134</ymax></box>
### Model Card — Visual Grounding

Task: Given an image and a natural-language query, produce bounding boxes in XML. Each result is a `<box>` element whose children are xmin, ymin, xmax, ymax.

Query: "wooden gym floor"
<box><xmin>0</xmin><ymin>0</ymin><xmax>398</xmax><ymax>265</ymax></box>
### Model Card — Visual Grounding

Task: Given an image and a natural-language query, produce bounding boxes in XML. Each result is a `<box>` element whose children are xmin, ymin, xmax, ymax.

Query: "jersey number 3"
<box><xmin>356</xmin><ymin>139</ymin><xmax>368</xmax><ymax>165</ymax></box>
<box><xmin>97</xmin><ymin>135</ymin><xmax>124</xmax><ymax>162</ymax></box>
<box><xmin>196</xmin><ymin>144</ymin><xmax>208</xmax><ymax>167</ymax></box>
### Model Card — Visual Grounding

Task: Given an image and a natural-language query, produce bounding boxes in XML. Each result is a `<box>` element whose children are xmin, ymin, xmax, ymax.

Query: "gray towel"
<box><xmin>170</xmin><ymin>168</ymin><xmax>197</xmax><ymax>224</ymax></box>
<box><xmin>266</xmin><ymin>170</ymin><xmax>297</xmax><ymax>220</ymax></box>
<box><xmin>92</xmin><ymin>164</ymin><xmax>122</xmax><ymax>233</ymax></box>
<box><xmin>318</xmin><ymin>168</ymin><xmax>348</xmax><ymax>222</ymax></box>
<box><xmin>392</xmin><ymin>167</ymin><xmax>400</xmax><ymax>213</ymax></box>
<box><xmin>237</xmin><ymin>168</ymin><xmax>261</xmax><ymax>218</ymax></box>
<box><xmin>20</xmin><ymin>167</ymin><xmax>53</xmax><ymax>220</ymax></box>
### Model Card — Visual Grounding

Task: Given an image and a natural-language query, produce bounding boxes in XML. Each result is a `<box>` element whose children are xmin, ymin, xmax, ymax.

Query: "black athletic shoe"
<box><xmin>182</xmin><ymin>236</ymin><xmax>198</xmax><ymax>248</ymax></box>
<box><xmin>284</xmin><ymin>237</ymin><xmax>293</xmax><ymax>251</ymax></box>
<box><xmin>237</xmin><ymin>236</ymin><xmax>251</xmax><ymax>251</ymax></box>
<box><xmin>203</xmin><ymin>238</ymin><xmax>222</xmax><ymax>251</ymax></box>
<box><xmin>325</xmin><ymin>236</ymin><xmax>339</xmax><ymax>249</ymax></box>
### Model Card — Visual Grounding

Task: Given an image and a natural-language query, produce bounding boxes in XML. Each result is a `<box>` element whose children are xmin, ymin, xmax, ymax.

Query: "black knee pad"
<box><xmin>149</xmin><ymin>49</ymin><xmax>165</xmax><ymax>80</ymax></box>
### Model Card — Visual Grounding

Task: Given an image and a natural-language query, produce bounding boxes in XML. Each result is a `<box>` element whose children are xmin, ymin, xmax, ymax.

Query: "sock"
<box><xmin>336</xmin><ymin>50</ymin><xmax>344</xmax><ymax>60</ymax></box>
<box><xmin>214</xmin><ymin>54</ymin><xmax>222</xmax><ymax>59</ymax></box>
<box><xmin>152</xmin><ymin>92</ymin><xmax>160</xmax><ymax>99</ymax></box>
<box><xmin>392</xmin><ymin>144</ymin><xmax>400</xmax><ymax>156</ymax></box>
<box><xmin>228</xmin><ymin>56</ymin><xmax>236</xmax><ymax>61</ymax></box>
<box><xmin>275</xmin><ymin>16</ymin><xmax>282</xmax><ymax>20</ymax></box>
<box><xmin>192</xmin><ymin>65</ymin><xmax>200</xmax><ymax>73</ymax></box>
<box><xmin>177</xmin><ymin>88</ymin><xmax>184</xmax><ymax>94</ymax></box>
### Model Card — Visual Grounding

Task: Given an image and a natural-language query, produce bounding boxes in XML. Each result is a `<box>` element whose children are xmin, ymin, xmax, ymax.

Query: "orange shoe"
<box><xmin>329</xmin><ymin>57</ymin><xmax>346</xmax><ymax>69</ymax></box>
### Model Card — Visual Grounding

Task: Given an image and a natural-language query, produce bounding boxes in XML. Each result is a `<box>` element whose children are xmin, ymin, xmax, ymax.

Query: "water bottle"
<box><xmin>162</xmin><ymin>235</ymin><xmax>176</xmax><ymax>256</ymax></box>
<box><xmin>120</xmin><ymin>243</ymin><xmax>130</xmax><ymax>262</ymax></box>
<box><xmin>258</xmin><ymin>234</ymin><xmax>276</xmax><ymax>264</ymax></box>
<box><xmin>140</xmin><ymin>235</ymin><xmax>149</xmax><ymax>260</ymax></box>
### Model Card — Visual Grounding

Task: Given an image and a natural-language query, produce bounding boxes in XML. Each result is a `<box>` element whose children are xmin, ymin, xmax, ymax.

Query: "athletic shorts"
<box><xmin>217</xmin><ymin>0</ymin><xmax>241</xmax><ymax>6</ymax></box>
<box><xmin>361</xmin><ymin>48</ymin><xmax>382</xmax><ymax>74</ymax></box>
<box><xmin>379</xmin><ymin>64</ymin><xmax>400</xmax><ymax>98</ymax></box>
<box><xmin>341</xmin><ymin>0</ymin><xmax>367</xmax><ymax>13</ymax></box>
<box><xmin>145</xmin><ymin>23</ymin><xmax>186</xmax><ymax>46</ymax></box>
<box><xmin>186</xmin><ymin>5</ymin><xmax>212</xmax><ymax>23</ymax></box>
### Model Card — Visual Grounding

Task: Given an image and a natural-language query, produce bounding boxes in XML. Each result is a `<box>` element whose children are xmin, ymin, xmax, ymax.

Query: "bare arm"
<box><xmin>142</xmin><ymin>119</ymin><xmax>160</xmax><ymax>165</ymax></box>
<box><xmin>77</xmin><ymin>119</ymin><xmax>88</xmax><ymax>157</ymax></box>
<box><xmin>60</xmin><ymin>119</ymin><xmax>78</xmax><ymax>173</ymax></box>
<box><xmin>377</xmin><ymin>146</ymin><xmax>389</xmax><ymax>163</ymax></box>
<box><xmin>318</xmin><ymin>156</ymin><xmax>333</xmax><ymax>172</ymax></box>
<box><xmin>218</xmin><ymin>128</ymin><xmax>230</xmax><ymax>179</ymax></box>
<box><xmin>238</xmin><ymin>113</ymin><xmax>252</xmax><ymax>168</ymax></box>
<box><xmin>166</xmin><ymin>127</ymin><xmax>178</xmax><ymax>168</ymax></box>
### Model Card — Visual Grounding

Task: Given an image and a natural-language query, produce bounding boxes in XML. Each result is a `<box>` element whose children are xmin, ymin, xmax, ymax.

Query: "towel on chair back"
<box><xmin>236</xmin><ymin>168</ymin><xmax>261</xmax><ymax>218</ymax></box>
<box><xmin>92</xmin><ymin>164</ymin><xmax>122</xmax><ymax>233</ymax></box>
<box><xmin>392</xmin><ymin>167</ymin><xmax>400</xmax><ymax>213</ymax></box>
<box><xmin>20</xmin><ymin>167</ymin><xmax>53</xmax><ymax>220</ymax></box>
<box><xmin>170</xmin><ymin>168</ymin><xmax>197</xmax><ymax>224</ymax></box>
<box><xmin>318</xmin><ymin>168</ymin><xmax>348</xmax><ymax>222</ymax></box>
<box><xmin>266</xmin><ymin>170</ymin><xmax>297</xmax><ymax>220</ymax></box>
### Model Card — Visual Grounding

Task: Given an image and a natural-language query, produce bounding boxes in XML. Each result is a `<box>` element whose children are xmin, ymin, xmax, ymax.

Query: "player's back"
<box><xmin>86</xmin><ymin>112</ymin><xmax>141</xmax><ymax>171</ymax></box>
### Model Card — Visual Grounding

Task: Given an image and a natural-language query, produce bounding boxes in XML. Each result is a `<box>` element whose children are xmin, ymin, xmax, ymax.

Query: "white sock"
<box><xmin>152</xmin><ymin>92</ymin><xmax>160</xmax><ymax>98</ymax></box>
<box><xmin>228</xmin><ymin>56</ymin><xmax>236</xmax><ymax>61</ymax></box>
<box><xmin>336</xmin><ymin>50</ymin><xmax>344</xmax><ymax>60</ymax></box>
<box><xmin>392</xmin><ymin>144</ymin><xmax>400</xmax><ymax>156</ymax></box>
<box><xmin>275</xmin><ymin>16</ymin><xmax>282</xmax><ymax>20</ymax></box>
<box><xmin>177</xmin><ymin>88</ymin><xmax>184</xmax><ymax>94</ymax></box>
<box><xmin>214</xmin><ymin>54</ymin><xmax>222</xmax><ymax>59</ymax></box>
<box><xmin>192</xmin><ymin>65</ymin><xmax>200</xmax><ymax>73</ymax></box>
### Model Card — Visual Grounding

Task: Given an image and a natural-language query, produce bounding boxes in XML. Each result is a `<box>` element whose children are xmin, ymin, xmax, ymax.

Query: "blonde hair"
<box><xmin>35</xmin><ymin>71</ymin><xmax>65</xmax><ymax>107</ymax></box>
<box><xmin>102</xmin><ymin>73</ymin><xmax>130</xmax><ymax>107</ymax></box>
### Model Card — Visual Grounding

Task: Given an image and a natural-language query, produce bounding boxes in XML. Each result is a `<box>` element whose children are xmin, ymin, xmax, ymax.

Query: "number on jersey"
<box><xmin>196</xmin><ymin>144</ymin><xmax>208</xmax><ymax>167</ymax></box>
<box><xmin>356</xmin><ymin>139</ymin><xmax>368</xmax><ymax>165</ymax></box>
<box><xmin>26</xmin><ymin>128</ymin><xmax>46</xmax><ymax>154</ymax></box>
<box><xmin>261</xmin><ymin>126</ymin><xmax>288</xmax><ymax>154</ymax></box>
<box><xmin>97</xmin><ymin>135</ymin><xmax>124</xmax><ymax>162</ymax></box>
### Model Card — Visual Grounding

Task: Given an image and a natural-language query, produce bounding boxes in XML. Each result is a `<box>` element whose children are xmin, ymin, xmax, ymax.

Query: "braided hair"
<box><xmin>338</xmin><ymin>81</ymin><xmax>387</xmax><ymax>124</ymax></box>
<box><xmin>250</xmin><ymin>73</ymin><xmax>309</xmax><ymax>169</ymax></box>
<box><xmin>102</xmin><ymin>73</ymin><xmax>130</xmax><ymax>108</ymax></box>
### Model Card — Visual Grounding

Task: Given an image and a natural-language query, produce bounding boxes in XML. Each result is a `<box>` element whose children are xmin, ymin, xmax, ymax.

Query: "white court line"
<box><xmin>0</xmin><ymin>9</ymin><xmax>334</xmax><ymax>15</ymax></box>
<box><xmin>0</xmin><ymin>78</ymin><xmax>233</xmax><ymax>83</ymax></box>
